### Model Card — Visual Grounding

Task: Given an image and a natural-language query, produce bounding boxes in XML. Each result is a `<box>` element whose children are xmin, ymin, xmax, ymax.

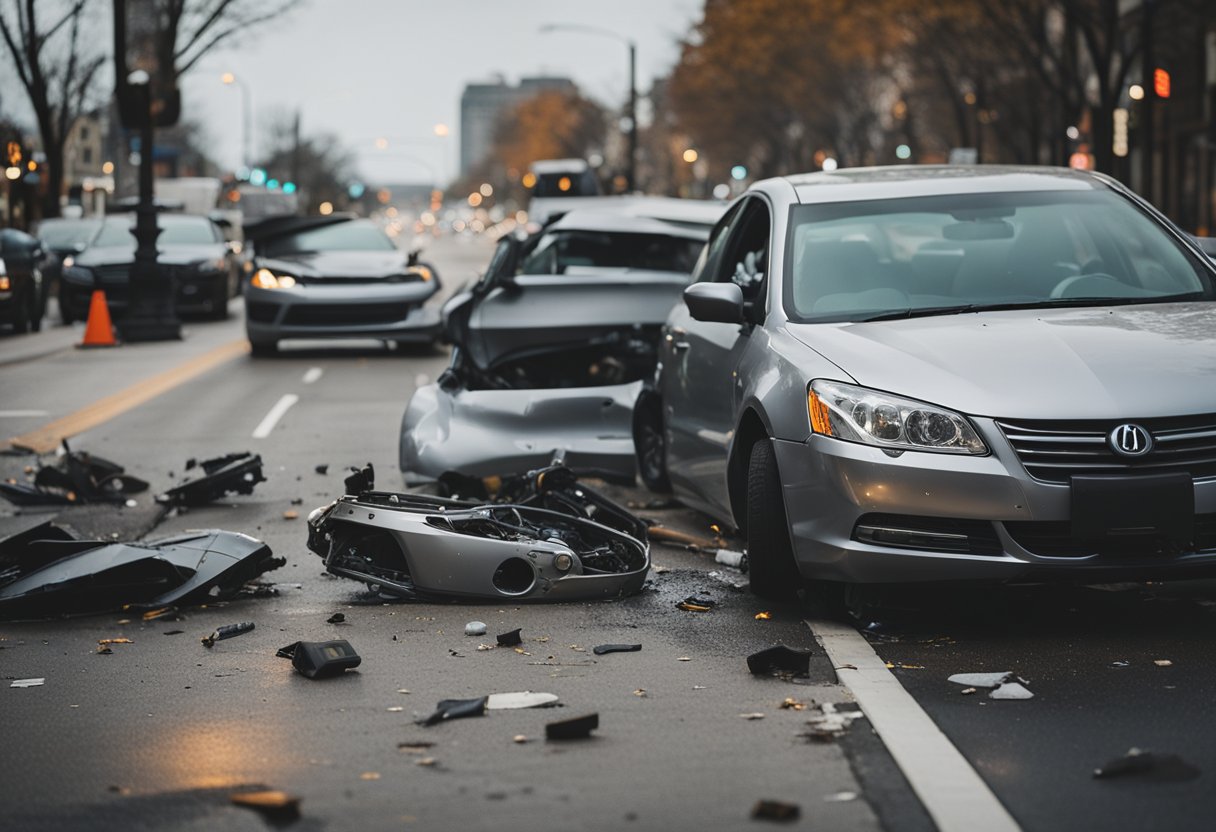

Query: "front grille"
<box><xmin>997</xmin><ymin>416</ymin><xmax>1216</xmax><ymax>484</ymax></box>
<box><xmin>283</xmin><ymin>302</ymin><xmax>412</xmax><ymax>326</ymax></box>
<box><xmin>1004</xmin><ymin>513</ymin><xmax>1216</xmax><ymax>558</ymax></box>
<box><xmin>298</xmin><ymin>275</ymin><xmax>419</xmax><ymax>285</ymax></box>
<box><xmin>246</xmin><ymin>302</ymin><xmax>279</xmax><ymax>323</ymax></box>
<box><xmin>852</xmin><ymin>513</ymin><xmax>1003</xmax><ymax>555</ymax></box>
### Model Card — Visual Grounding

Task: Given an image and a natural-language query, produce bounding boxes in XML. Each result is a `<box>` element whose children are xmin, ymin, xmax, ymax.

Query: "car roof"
<box><xmin>777</xmin><ymin>165</ymin><xmax>1107</xmax><ymax>204</ymax></box>
<box><xmin>546</xmin><ymin>209</ymin><xmax>712</xmax><ymax>241</ymax></box>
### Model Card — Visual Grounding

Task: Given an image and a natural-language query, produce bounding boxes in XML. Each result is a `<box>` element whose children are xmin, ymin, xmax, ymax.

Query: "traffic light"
<box><xmin>1153</xmin><ymin>68</ymin><xmax>1171</xmax><ymax>99</ymax></box>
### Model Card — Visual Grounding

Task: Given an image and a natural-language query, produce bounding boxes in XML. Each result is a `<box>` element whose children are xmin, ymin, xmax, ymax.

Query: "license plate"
<box><xmin>1070</xmin><ymin>473</ymin><xmax>1194</xmax><ymax>541</ymax></box>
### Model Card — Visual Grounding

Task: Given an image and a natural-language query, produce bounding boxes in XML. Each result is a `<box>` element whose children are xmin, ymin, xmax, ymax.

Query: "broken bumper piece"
<box><xmin>307</xmin><ymin>464</ymin><xmax>650</xmax><ymax>602</ymax></box>
<box><xmin>0</xmin><ymin>521</ymin><xmax>284</xmax><ymax>619</ymax></box>
<box><xmin>157</xmin><ymin>452</ymin><xmax>266</xmax><ymax>506</ymax></box>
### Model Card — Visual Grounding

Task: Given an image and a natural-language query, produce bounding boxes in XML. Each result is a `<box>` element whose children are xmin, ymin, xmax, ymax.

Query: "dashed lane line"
<box><xmin>806</xmin><ymin>618</ymin><xmax>1022</xmax><ymax>832</ymax></box>
<box><xmin>252</xmin><ymin>394</ymin><xmax>300</xmax><ymax>439</ymax></box>
<box><xmin>5</xmin><ymin>339</ymin><xmax>250</xmax><ymax>453</ymax></box>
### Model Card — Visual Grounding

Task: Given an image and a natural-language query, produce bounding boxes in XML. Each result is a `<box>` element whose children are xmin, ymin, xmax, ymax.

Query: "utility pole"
<box><xmin>291</xmin><ymin>110</ymin><xmax>301</xmax><ymax>191</ymax></box>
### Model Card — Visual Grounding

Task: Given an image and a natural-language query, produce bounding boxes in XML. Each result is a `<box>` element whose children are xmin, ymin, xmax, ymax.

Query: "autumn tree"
<box><xmin>0</xmin><ymin>0</ymin><xmax>107</xmax><ymax>219</ymax></box>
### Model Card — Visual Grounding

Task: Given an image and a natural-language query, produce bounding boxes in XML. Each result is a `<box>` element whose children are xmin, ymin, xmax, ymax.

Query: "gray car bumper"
<box><xmin>772</xmin><ymin>428</ymin><xmax>1216</xmax><ymax>583</ymax></box>
<box><xmin>400</xmin><ymin>380</ymin><xmax>643</xmax><ymax>486</ymax></box>
<box><xmin>245</xmin><ymin>281</ymin><xmax>440</xmax><ymax>343</ymax></box>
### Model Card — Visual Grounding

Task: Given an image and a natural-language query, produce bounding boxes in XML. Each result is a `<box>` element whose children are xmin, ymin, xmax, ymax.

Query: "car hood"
<box><xmin>786</xmin><ymin>303</ymin><xmax>1216</xmax><ymax>419</ymax></box>
<box><xmin>259</xmin><ymin>250</ymin><xmax>409</xmax><ymax>278</ymax></box>
<box><xmin>74</xmin><ymin>244</ymin><xmax>222</xmax><ymax>267</ymax></box>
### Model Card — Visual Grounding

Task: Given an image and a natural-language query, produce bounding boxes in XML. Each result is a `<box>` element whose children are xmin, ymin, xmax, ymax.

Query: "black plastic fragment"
<box><xmin>1094</xmin><ymin>750</ymin><xmax>1201</xmax><ymax>782</ymax></box>
<box><xmin>202</xmin><ymin>621</ymin><xmax>255</xmax><ymax>648</ymax></box>
<box><xmin>496</xmin><ymin>628</ymin><xmax>523</xmax><ymax>647</ymax></box>
<box><xmin>593</xmin><ymin>643</ymin><xmax>642</xmax><ymax>655</ymax></box>
<box><xmin>751</xmin><ymin>800</ymin><xmax>801</xmax><ymax>822</ymax></box>
<box><xmin>276</xmin><ymin>639</ymin><xmax>361</xmax><ymax>679</ymax></box>
<box><xmin>344</xmin><ymin>463</ymin><xmax>374</xmax><ymax>495</ymax></box>
<box><xmin>417</xmin><ymin>696</ymin><xmax>488</xmax><ymax>726</ymax></box>
<box><xmin>747</xmin><ymin>645</ymin><xmax>813</xmax><ymax>679</ymax></box>
<box><xmin>326</xmin><ymin>613</ymin><xmax>346</xmax><ymax>624</ymax></box>
<box><xmin>314</xmin><ymin>464</ymin><xmax>329</xmax><ymax>475</ymax></box>
<box><xmin>0</xmin><ymin>441</ymin><xmax>149</xmax><ymax>506</ymax></box>
<box><xmin>157</xmin><ymin>452</ymin><xmax>265</xmax><ymax>506</ymax></box>
<box><xmin>545</xmin><ymin>712</ymin><xmax>599</xmax><ymax>740</ymax></box>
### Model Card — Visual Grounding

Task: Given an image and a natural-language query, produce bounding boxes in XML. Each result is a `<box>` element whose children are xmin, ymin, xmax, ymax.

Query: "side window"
<box><xmin>714</xmin><ymin>198</ymin><xmax>772</xmax><ymax>303</ymax></box>
<box><xmin>692</xmin><ymin>201</ymin><xmax>744</xmax><ymax>283</ymax></box>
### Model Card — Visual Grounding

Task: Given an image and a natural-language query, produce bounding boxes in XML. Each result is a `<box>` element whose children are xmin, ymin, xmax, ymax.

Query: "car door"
<box><xmin>665</xmin><ymin>197</ymin><xmax>773</xmax><ymax>515</ymax></box>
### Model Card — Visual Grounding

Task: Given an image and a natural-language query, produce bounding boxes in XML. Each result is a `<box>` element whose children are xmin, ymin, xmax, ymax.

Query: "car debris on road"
<box><xmin>157</xmin><ymin>452</ymin><xmax>265</xmax><ymax>507</ymax></box>
<box><xmin>201</xmin><ymin>621</ymin><xmax>255</xmax><ymax>648</ymax></box>
<box><xmin>0</xmin><ymin>442</ymin><xmax>148</xmax><ymax>506</ymax></box>
<box><xmin>948</xmin><ymin>671</ymin><xmax>1035</xmax><ymax>700</ymax></box>
<box><xmin>276</xmin><ymin>639</ymin><xmax>362</xmax><ymax>679</ymax></box>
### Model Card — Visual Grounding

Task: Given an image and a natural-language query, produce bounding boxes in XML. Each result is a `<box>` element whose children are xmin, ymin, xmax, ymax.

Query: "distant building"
<box><xmin>459</xmin><ymin>76</ymin><xmax>577</xmax><ymax>175</ymax></box>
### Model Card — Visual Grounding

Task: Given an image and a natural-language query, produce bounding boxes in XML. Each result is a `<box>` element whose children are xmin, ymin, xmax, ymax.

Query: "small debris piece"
<box><xmin>835</xmin><ymin>664</ymin><xmax>858</xmax><ymax>671</ymax></box>
<box><xmin>201</xmin><ymin>621</ymin><xmax>255</xmax><ymax>648</ymax></box>
<box><xmin>780</xmin><ymin>698</ymin><xmax>808</xmax><ymax>711</ymax></box>
<box><xmin>960</xmin><ymin>687</ymin><xmax>977</xmax><ymax>695</ymax></box>
<box><xmin>97</xmin><ymin>638</ymin><xmax>133</xmax><ymax>645</ymax></box>
<box><xmin>185</xmin><ymin>458</ymin><xmax>198</xmax><ymax>470</ymax></box>
<box><xmin>141</xmin><ymin>607</ymin><xmax>175</xmax><ymax>621</ymax></box>
<box><xmin>676</xmin><ymin>594</ymin><xmax>715</xmax><ymax>612</ymax></box>
<box><xmin>162</xmin><ymin>630</ymin><xmax>184</xmax><ymax>636</ymax></box>
<box><xmin>398</xmin><ymin>741</ymin><xmax>436</xmax><ymax>754</ymax></box>
<box><xmin>652</xmin><ymin>564</ymin><xmax>671</xmax><ymax>574</ymax></box>
<box><xmin>96</xmin><ymin>644</ymin><xmax>112</xmax><ymax>654</ymax></box>
<box><xmin>747</xmin><ymin>645</ymin><xmax>813</xmax><ymax>681</ymax></box>
<box><xmin>360</xmin><ymin>772</ymin><xmax>381</xmax><ymax>781</ymax></box>
<box><xmin>344</xmin><ymin>463</ymin><xmax>374</xmax><ymax>495</ymax></box>
<box><xmin>397</xmin><ymin>689</ymin><xmax>411</xmax><ymax>694</ymax></box>
<box><xmin>947</xmin><ymin>671</ymin><xmax>1014</xmax><ymax>688</ymax></box>
<box><xmin>545</xmin><ymin>712</ymin><xmax>599</xmax><ymax>740</ymax></box>
<box><xmin>824</xmin><ymin>791</ymin><xmax>858</xmax><ymax>803</ymax></box>
<box><xmin>755</xmin><ymin>611</ymin><xmax>772</xmax><ymax>620</ymax></box>
<box><xmin>802</xmin><ymin>702</ymin><xmax>865</xmax><ymax>741</ymax></box>
<box><xmin>989</xmin><ymin>681</ymin><xmax>1034</xmax><ymax>700</ymax></box>
<box><xmin>1154</xmin><ymin>660</ymin><xmax>1173</xmax><ymax>667</ymax></box>
<box><xmin>326</xmin><ymin>613</ymin><xmax>346</xmax><ymax>624</ymax></box>
<box><xmin>751</xmin><ymin>800</ymin><xmax>801</xmax><ymax>823</ymax></box>
<box><xmin>10</xmin><ymin>678</ymin><xmax>44</xmax><ymax>688</ymax></box>
<box><xmin>677</xmin><ymin>657</ymin><xmax>691</xmax><ymax>662</ymax></box>
<box><xmin>387</xmin><ymin>706</ymin><xmax>404</xmax><ymax>712</ymax></box>
<box><xmin>633</xmin><ymin>689</ymin><xmax>647</xmax><ymax>697</ymax></box>
<box><xmin>740</xmin><ymin>712</ymin><xmax>766</xmax><ymax>720</ymax></box>
<box><xmin>512</xmin><ymin>734</ymin><xmax>529</xmax><ymax>744</ymax></box>
<box><xmin>648</xmin><ymin>525</ymin><xmax>722</xmax><ymax>550</ymax></box>
<box><xmin>283</xmin><ymin>510</ymin><xmax>299</xmax><ymax>520</ymax></box>
<box><xmin>290</xmin><ymin>497</ymin><xmax>303</xmax><ymax>506</ymax></box>
<box><xmin>1094</xmin><ymin>748</ymin><xmax>1201</xmax><ymax>782</ymax></box>
<box><xmin>465</xmin><ymin>621</ymin><xmax>487</xmax><ymax>637</ymax></box>
<box><xmin>485</xmin><ymin>691</ymin><xmax>559</xmax><ymax>710</ymax></box>
<box><xmin>592</xmin><ymin>643</ymin><xmax>642</xmax><ymax>656</ymax></box>
<box><xmin>230</xmin><ymin>790</ymin><xmax>301</xmax><ymax>823</ymax></box>
<box><xmin>496</xmin><ymin>628</ymin><xmax>523</xmax><ymax>647</ymax></box>
<box><xmin>885</xmin><ymin>662</ymin><xmax>925</xmax><ymax>670</ymax></box>
<box><xmin>417</xmin><ymin>696</ymin><xmax>488</xmax><ymax>726</ymax></box>
<box><xmin>1110</xmin><ymin>660</ymin><xmax>1131</xmax><ymax>668</ymax></box>
<box><xmin>416</xmin><ymin>757</ymin><xmax>438</xmax><ymax>767</ymax></box>
<box><xmin>276</xmin><ymin>640</ymin><xmax>361</xmax><ymax>679</ymax></box>
<box><xmin>315</xmin><ymin>464</ymin><xmax>329</xmax><ymax>475</ymax></box>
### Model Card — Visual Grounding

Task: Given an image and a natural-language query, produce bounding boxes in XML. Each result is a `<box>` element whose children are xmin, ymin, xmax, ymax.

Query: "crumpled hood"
<box><xmin>787</xmin><ymin>303</ymin><xmax>1216</xmax><ymax>420</ymax></box>
<box><xmin>260</xmin><ymin>250</ymin><xmax>410</xmax><ymax>279</ymax></box>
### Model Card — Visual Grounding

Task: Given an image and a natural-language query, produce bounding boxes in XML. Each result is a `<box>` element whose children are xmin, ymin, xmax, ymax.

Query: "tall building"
<box><xmin>459</xmin><ymin>76</ymin><xmax>576</xmax><ymax>175</ymax></box>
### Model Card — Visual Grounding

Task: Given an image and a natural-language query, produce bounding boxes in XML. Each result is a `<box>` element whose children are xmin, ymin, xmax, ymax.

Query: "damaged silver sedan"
<box><xmin>399</xmin><ymin>208</ymin><xmax>720</xmax><ymax>487</ymax></box>
<box><xmin>306</xmin><ymin>464</ymin><xmax>650</xmax><ymax>602</ymax></box>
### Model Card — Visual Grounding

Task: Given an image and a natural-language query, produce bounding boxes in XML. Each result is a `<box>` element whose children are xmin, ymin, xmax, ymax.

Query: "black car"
<box><xmin>32</xmin><ymin>217</ymin><xmax>102</xmax><ymax>324</ymax></box>
<box><xmin>243</xmin><ymin>215</ymin><xmax>441</xmax><ymax>355</ymax></box>
<box><xmin>59</xmin><ymin>214</ymin><xmax>240</xmax><ymax>322</ymax></box>
<box><xmin>0</xmin><ymin>228</ymin><xmax>48</xmax><ymax>333</ymax></box>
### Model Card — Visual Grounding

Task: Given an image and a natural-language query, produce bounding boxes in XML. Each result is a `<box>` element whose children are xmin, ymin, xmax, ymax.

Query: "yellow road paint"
<box><xmin>5</xmin><ymin>339</ymin><xmax>250</xmax><ymax>453</ymax></box>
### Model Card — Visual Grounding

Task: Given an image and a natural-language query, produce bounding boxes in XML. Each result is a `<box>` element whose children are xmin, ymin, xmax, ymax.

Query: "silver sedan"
<box><xmin>645</xmin><ymin>166</ymin><xmax>1216</xmax><ymax>603</ymax></box>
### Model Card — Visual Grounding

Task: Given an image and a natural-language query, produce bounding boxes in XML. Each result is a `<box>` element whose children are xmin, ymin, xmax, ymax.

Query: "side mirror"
<box><xmin>1189</xmin><ymin>234</ymin><xmax>1216</xmax><ymax>260</ymax></box>
<box><xmin>684</xmin><ymin>282</ymin><xmax>745</xmax><ymax>324</ymax></box>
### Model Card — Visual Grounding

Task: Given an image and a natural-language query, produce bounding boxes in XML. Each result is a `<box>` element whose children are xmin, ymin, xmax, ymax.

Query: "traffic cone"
<box><xmin>78</xmin><ymin>290</ymin><xmax>118</xmax><ymax>348</ymax></box>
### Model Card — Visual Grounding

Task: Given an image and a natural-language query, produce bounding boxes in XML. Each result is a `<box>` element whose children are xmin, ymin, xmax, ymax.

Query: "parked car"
<box><xmin>59</xmin><ymin>213</ymin><xmax>239</xmax><ymax>322</ymax></box>
<box><xmin>0</xmin><ymin>228</ymin><xmax>48</xmax><ymax>332</ymax></box>
<box><xmin>33</xmin><ymin>217</ymin><xmax>101</xmax><ymax>323</ymax></box>
<box><xmin>399</xmin><ymin>206</ymin><xmax>723</xmax><ymax>487</ymax></box>
<box><xmin>642</xmin><ymin>165</ymin><xmax>1216</xmax><ymax>606</ymax></box>
<box><xmin>242</xmin><ymin>214</ymin><xmax>441</xmax><ymax>356</ymax></box>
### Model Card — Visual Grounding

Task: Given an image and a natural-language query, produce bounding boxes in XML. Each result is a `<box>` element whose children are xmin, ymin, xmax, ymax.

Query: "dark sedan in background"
<box><xmin>243</xmin><ymin>215</ymin><xmax>441</xmax><ymax>356</ymax></box>
<box><xmin>32</xmin><ymin>217</ymin><xmax>101</xmax><ymax>324</ymax></box>
<box><xmin>0</xmin><ymin>228</ymin><xmax>48</xmax><ymax>333</ymax></box>
<box><xmin>59</xmin><ymin>213</ymin><xmax>239</xmax><ymax>322</ymax></box>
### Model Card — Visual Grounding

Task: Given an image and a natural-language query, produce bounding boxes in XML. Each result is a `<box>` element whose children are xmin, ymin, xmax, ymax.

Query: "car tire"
<box><xmin>634</xmin><ymin>394</ymin><xmax>671</xmax><ymax>492</ymax></box>
<box><xmin>746</xmin><ymin>439</ymin><xmax>802</xmax><ymax>602</ymax></box>
<box><xmin>249</xmin><ymin>339</ymin><xmax>277</xmax><ymax>357</ymax></box>
<box><xmin>11</xmin><ymin>286</ymin><xmax>30</xmax><ymax>333</ymax></box>
<box><xmin>210</xmin><ymin>280</ymin><xmax>230</xmax><ymax>320</ymax></box>
<box><xmin>59</xmin><ymin>290</ymin><xmax>75</xmax><ymax>325</ymax></box>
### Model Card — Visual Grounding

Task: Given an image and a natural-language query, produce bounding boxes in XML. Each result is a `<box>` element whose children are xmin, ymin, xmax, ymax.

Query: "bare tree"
<box><xmin>150</xmin><ymin>0</ymin><xmax>293</xmax><ymax>77</ymax></box>
<box><xmin>0</xmin><ymin>0</ymin><xmax>106</xmax><ymax>218</ymax></box>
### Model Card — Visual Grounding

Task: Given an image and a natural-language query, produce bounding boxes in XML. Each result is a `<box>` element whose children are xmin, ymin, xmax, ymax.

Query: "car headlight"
<box><xmin>62</xmin><ymin>255</ymin><xmax>74</xmax><ymax>268</ymax></box>
<box><xmin>406</xmin><ymin>265</ymin><xmax>433</xmax><ymax>282</ymax></box>
<box><xmin>251</xmin><ymin>267</ymin><xmax>296</xmax><ymax>289</ymax></box>
<box><xmin>807</xmin><ymin>380</ymin><xmax>987</xmax><ymax>455</ymax></box>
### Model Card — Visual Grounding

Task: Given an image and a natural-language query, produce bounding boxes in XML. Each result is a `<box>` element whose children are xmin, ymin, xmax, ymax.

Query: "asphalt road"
<box><xmin>3</xmin><ymin>232</ymin><xmax>1213</xmax><ymax>832</ymax></box>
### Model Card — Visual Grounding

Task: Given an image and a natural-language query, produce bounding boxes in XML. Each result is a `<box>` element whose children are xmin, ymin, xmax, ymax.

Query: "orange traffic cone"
<box><xmin>78</xmin><ymin>290</ymin><xmax>118</xmax><ymax>348</ymax></box>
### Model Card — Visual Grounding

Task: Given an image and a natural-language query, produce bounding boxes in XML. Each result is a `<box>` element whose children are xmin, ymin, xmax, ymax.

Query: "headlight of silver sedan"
<box><xmin>808</xmin><ymin>380</ymin><xmax>987</xmax><ymax>455</ymax></box>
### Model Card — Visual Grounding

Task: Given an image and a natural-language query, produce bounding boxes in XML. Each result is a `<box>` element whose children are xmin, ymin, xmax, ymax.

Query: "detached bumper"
<box><xmin>772</xmin><ymin>428</ymin><xmax>1216</xmax><ymax>584</ymax></box>
<box><xmin>245</xmin><ymin>281</ymin><xmax>440</xmax><ymax>343</ymax></box>
<box><xmin>399</xmin><ymin>380</ymin><xmax>643</xmax><ymax>486</ymax></box>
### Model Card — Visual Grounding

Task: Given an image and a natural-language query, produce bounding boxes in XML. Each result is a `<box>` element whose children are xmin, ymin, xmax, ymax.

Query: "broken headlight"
<box><xmin>807</xmin><ymin>380</ymin><xmax>986</xmax><ymax>455</ymax></box>
<box><xmin>251</xmin><ymin>267</ymin><xmax>296</xmax><ymax>289</ymax></box>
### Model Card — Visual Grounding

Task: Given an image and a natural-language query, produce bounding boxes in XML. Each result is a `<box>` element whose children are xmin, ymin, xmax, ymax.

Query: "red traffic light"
<box><xmin>1154</xmin><ymin>68</ymin><xmax>1171</xmax><ymax>99</ymax></box>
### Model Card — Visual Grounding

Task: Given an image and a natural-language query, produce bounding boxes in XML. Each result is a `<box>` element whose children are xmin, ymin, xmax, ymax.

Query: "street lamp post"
<box><xmin>539</xmin><ymin>24</ymin><xmax>637</xmax><ymax>193</ymax></box>
<box><xmin>222</xmin><ymin>72</ymin><xmax>253</xmax><ymax>170</ymax></box>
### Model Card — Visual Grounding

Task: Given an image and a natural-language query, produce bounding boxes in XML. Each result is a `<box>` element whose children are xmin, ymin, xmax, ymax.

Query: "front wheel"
<box><xmin>249</xmin><ymin>339</ymin><xmax>278</xmax><ymax>357</ymax></box>
<box><xmin>634</xmin><ymin>394</ymin><xmax>671</xmax><ymax>492</ymax></box>
<box><xmin>746</xmin><ymin>439</ymin><xmax>802</xmax><ymax>601</ymax></box>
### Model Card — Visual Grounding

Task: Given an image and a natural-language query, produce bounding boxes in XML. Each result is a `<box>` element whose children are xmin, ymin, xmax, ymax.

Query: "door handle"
<box><xmin>667</xmin><ymin>326</ymin><xmax>690</xmax><ymax>350</ymax></box>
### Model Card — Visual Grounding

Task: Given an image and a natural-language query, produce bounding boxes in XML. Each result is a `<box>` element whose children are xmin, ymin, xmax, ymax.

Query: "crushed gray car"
<box><xmin>306</xmin><ymin>464</ymin><xmax>650</xmax><ymax>602</ymax></box>
<box><xmin>399</xmin><ymin>207</ymin><xmax>722</xmax><ymax>486</ymax></box>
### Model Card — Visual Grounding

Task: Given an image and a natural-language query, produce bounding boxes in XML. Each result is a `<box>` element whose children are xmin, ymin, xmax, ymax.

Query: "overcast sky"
<box><xmin>179</xmin><ymin>0</ymin><xmax>701</xmax><ymax>185</ymax></box>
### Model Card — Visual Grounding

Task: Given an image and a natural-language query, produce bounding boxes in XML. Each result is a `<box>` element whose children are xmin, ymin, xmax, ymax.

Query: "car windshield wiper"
<box><xmin>858</xmin><ymin>293</ymin><xmax>1205</xmax><ymax>322</ymax></box>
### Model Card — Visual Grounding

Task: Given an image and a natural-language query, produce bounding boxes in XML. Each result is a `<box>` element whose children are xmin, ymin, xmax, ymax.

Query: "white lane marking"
<box><xmin>302</xmin><ymin>367</ymin><xmax>323</xmax><ymax>384</ymax></box>
<box><xmin>806</xmin><ymin>619</ymin><xmax>1022</xmax><ymax>832</ymax></box>
<box><xmin>252</xmin><ymin>394</ymin><xmax>300</xmax><ymax>439</ymax></box>
<box><xmin>0</xmin><ymin>410</ymin><xmax>49</xmax><ymax>418</ymax></box>
<box><xmin>414</xmin><ymin>372</ymin><xmax>430</xmax><ymax>388</ymax></box>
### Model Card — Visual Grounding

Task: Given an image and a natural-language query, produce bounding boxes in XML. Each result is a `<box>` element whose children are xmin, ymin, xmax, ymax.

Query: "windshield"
<box><xmin>518</xmin><ymin>230</ymin><xmax>703</xmax><ymax>275</ymax></box>
<box><xmin>36</xmin><ymin>219</ymin><xmax>100</xmax><ymax>249</ymax></box>
<box><xmin>784</xmin><ymin>190</ymin><xmax>1213</xmax><ymax>322</ymax></box>
<box><xmin>260</xmin><ymin>221</ymin><xmax>396</xmax><ymax>257</ymax></box>
<box><xmin>92</xmin><ymin>217</ymin><xmax>219</xmax><ymax>247</ymax></box>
